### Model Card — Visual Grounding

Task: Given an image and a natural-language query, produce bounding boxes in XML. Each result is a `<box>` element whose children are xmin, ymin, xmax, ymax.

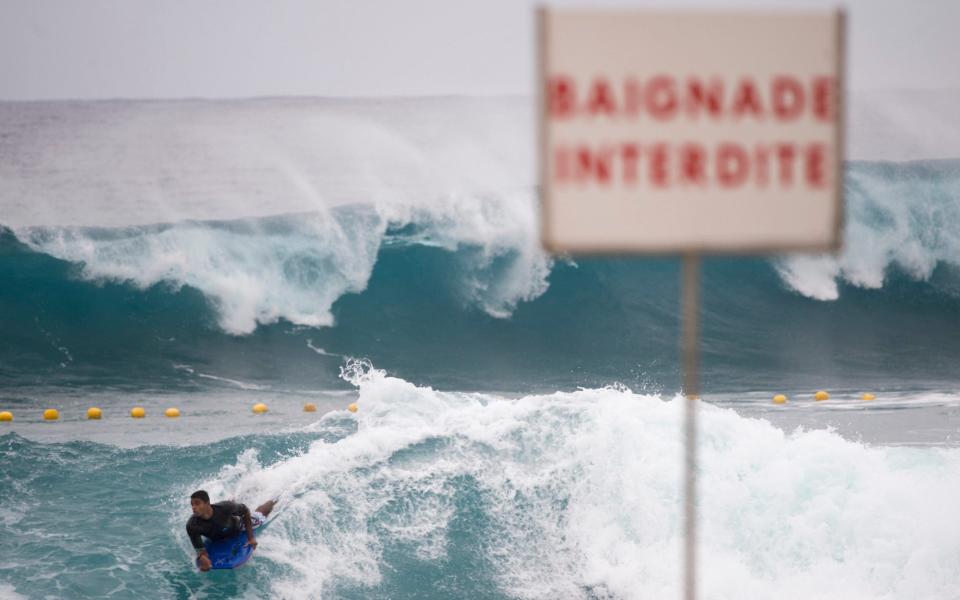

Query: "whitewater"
<box><xmin>2</xmin><ymin>95</ymin><xmax>960</xmax><ymax>599</ymax></box>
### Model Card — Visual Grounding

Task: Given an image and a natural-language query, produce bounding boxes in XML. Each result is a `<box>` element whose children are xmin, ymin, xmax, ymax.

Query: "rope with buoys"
<box><xmin>0</xmin><ymin>403</ymin><xmax>355</xmax><ymax>421</ymax></box>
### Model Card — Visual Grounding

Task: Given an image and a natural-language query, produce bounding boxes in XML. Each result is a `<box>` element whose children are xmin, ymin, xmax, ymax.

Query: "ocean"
<box><xmin>1</xmin><ymin>97</ymin><xmax>959</xmax><ymax>599</ymax></box>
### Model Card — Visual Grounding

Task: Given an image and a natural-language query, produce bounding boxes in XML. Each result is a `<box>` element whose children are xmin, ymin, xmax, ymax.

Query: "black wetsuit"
<box><xmin>186</xmin><ymin>501</ymin><xmax>251</xmax><ymax>550</ymax></box>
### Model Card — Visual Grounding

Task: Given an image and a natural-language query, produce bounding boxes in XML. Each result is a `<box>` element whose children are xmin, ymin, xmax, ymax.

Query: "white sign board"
<box><xmin>539</xmin><ymin>10</ymin><xmax>844</xmax><ymax>253</ymax></box>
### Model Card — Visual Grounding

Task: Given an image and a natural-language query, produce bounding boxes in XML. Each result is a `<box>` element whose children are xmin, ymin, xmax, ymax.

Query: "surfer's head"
<box><xmin>190</xmin><ymin>490</ymin><xmax>213</xmax><ymax>518</ymax></box>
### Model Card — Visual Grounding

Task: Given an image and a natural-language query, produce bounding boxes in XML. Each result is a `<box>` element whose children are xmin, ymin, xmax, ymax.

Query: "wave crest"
<box><xmin>198</xmin><ymin>372</ymin><xmax>960</xmax><ymax>599</ymax></box>
<box><xmin>16</xmin><ymin>192</ymin><xmax>551</xmax><ymax>335</ymax></box>
<box><xmin>777</xmin><ymin>160</ymin><xmax>960</xmax><ymax>300</ymax></box>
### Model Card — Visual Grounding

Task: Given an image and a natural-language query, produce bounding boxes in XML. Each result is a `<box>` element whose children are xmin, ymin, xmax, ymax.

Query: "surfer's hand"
<box><xmin>245</xmin><ymin>538</ymin><xmax>257</xmax><ymax>550</ymax></box>
<box><xmin>198</xmin><ymin>555</ymin><xmax>212</xmax><ymax>571</ymax></box>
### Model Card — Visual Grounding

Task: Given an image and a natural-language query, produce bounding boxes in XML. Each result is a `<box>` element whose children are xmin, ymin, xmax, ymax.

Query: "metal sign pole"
<box><xmin>681</xmin><ymin>253</ymin><xmax>700</xmax><ymax>600</ymax></box>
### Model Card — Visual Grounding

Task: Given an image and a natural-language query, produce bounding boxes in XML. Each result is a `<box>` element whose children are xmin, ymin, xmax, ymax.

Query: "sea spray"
<box><xmin>167</xmin><ymin>368</ymin><xmax>960</xmax><ymax>599</ymax></box>
<box><xmin>777</xmin><ymin>160</ymin><xmax>960</xmax><ymax>300</ymax></box>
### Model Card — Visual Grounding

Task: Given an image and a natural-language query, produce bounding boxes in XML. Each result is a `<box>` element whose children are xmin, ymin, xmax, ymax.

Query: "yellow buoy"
<box><xmin>130</xmin><ymin>406</ymin><xmax>146</xmax><ymax>418</ymax></box>
<box><xmin>814</xmin><ymin>390</ymin><xmax>830</xmax><ymax>401</ymax></box>
<box><xmin>862</xmin><ymin>393</ymin><xmax>876</xmax><ymax>401</ymax></box>
<box><xmin>87</xmin><ymin>407</ymin><xmax>102</xmax><ymax>420</ymax></box>
<box><xmin>252</xmin><ymin>403</ymin><xmax>268</xmax><ymax>414</ymax></box>
<box><xmin>164</xmin><ymin>407</ymin><xmax>180</xmax><ymax>418</ymax></box>
<box><xmin>303</xmin><ymin>403</ymin><xmax>317</xmax><ymax>412</ymax></box>
<box><xmin>347</xmin><ymin>403</ymin><xmax>358</xmax><ymax>413</ymax></box>
<box><xmin>43</xmin><ymin>408</ymin><xmax>59</xmax><ymax>421</ymax></box>
<box><xmin>772</xmin><ymin>394</ymin><xmax>788</xmax><ymax>405</ymax></box>
<box><xmin>0</xmin><ymin>411</ymin><xmax>12</xmax><ymax>422</ymax></box>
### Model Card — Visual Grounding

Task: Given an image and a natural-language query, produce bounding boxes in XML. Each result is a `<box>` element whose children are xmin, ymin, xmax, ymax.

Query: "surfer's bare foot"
<box><xmin>255</xmin><ymin>499</ymin><xmax>277</xmax><ymax>517</ymax></box>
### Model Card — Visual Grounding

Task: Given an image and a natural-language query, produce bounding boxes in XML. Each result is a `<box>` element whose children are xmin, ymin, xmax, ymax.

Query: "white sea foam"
<box><xmin>777</xmin><ymin>160</ymin><xmax>960</xmax><ymax>301</ymax></box>
<box><xmin>7</xmin><ymin>98</ymin><xmax>550</xmax><ymax>332</ymax></box>
<box><xmin>5</xmin><ymin>95</ymin><xmax>959</xmax><ymax>324</ymax></box>
<box><xmin>0</xmin><ymin>583</ymin><xmax>29</xmax><ymax>600</ymax></box>
<box><xmin>15</xmin><ymin>193</ymin><xmax>549</xmax><ymax>332</ymax></box>
<box><xmin>195</xmin><ymin>365</ymin><xmax>960</xmax><ymax>599</ymax></box>
<box><xmin>17</xmin><ymin>211</ymin><xmax>384</xmax><ymax>334</ymax></box>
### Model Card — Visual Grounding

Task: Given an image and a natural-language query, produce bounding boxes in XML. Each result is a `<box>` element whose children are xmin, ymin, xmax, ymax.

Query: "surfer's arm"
<box><xmin>196</xmin><ymin>549</ymin><xmax>212</xmax><ymax>571</ymax></box>
<box><xmin>242</xmin><ymin>511</ymin><xmax>257</xmax><ymax>548</ymax></box>
<box><xmin>187</xmin><ymin>523</ymin><xmax>213</xmax><ymax>570</ymax></box>
<box><xmin>225</xmin><ymin>501</ymin><xmax>257</xmax><ymax>547</ymax></box>
<box><xmin>186</xmin><ymin>523</ymin><xmax>205</xmax><ymax>553</ymax></box>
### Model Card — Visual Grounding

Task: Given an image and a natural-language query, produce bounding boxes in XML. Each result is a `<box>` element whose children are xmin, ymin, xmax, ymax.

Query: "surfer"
<box><xmin>186</xmin><ymin>490</ymin><xmax>278</xmax><ymax>571</ymax></box>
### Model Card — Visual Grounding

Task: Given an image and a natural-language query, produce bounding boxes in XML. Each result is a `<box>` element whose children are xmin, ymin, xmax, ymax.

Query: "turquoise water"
<box><xmin>2</xmin><ymin>99</ymin><xmax>960</xmax><ymax>598</ymax></box>
<box><xmin>0</xmin><ymin>431</ymin><xmax>324</xmax><ymax>599</ymax></box>
<box><xmin>4</xmin><ymin>374</ymin><xmax>960</xmax><ymax>599</ymax></box>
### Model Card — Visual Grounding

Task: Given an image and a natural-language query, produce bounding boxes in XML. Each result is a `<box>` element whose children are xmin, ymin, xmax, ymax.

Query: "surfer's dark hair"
<box><xmin>191</xmin><ymin>490</ymin><xmax>210</xmax><ymax>503</ymax></box>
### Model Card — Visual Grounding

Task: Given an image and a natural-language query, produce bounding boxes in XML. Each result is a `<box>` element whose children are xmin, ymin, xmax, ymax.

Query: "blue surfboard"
<box><xmin>197</xmin><ymin>516</ymin><xmax>267</xmax><ymax>570</ymax></box>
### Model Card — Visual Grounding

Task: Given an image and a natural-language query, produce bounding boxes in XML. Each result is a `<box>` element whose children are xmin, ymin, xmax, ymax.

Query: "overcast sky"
<box><xmin>1</xmin><ymin>0</ymin><xmax>959</xmax><ymax>100</ymax></box>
